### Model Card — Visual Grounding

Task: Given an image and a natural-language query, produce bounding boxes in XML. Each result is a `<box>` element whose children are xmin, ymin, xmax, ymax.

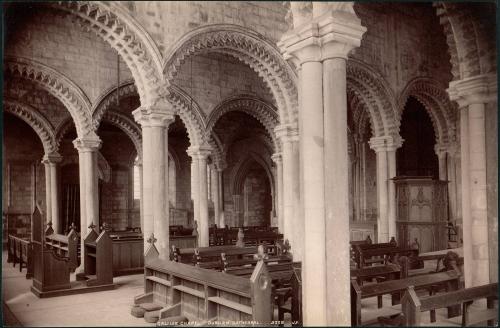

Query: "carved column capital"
<box><xmin>369</xmin><ymin>135</ymin><xmax>403</xmax><ymax>153</ymax></box>
<box><xmin>73</xmin><ymin>136</ymin><xmax>102</xmax><ymax>152</ymax></box>
<box><xmin>271</xmin><ymin>152</ymin><xmax>283</xmax><ymax>164</ymax></box>
<box><xmin>187</xmin><ymin>145</ymin><xmax>212</xmax><ymax>160</ymax></box>
<box><xmin>278</xmin><ymin>4</ymin><xmax>366</xmax><ymax>65</ymax></box>
<box><xmin>448</xmin><ymin>74</ymin><xmax>497</xmax><ymax>107</ymax></box>
<box><xmin>132</xmin><ymin>104</ymin><xmax>175</xmax><ymax>128</ymax></box>
<box><xmin>42</xmin><ymin>152</ymin><xmax>63</xmax><ymax>164</ymax></box>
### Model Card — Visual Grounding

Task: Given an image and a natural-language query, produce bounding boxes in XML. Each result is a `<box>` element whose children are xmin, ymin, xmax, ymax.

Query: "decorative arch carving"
<box><xmin>55</xmin><ymin>117</ymin><xmax>77</xmax><ymax>147</ymax></box>
<box><xmin>4</xmin><ymin>57</ymin><xmax>93</xmax><ymax>137</ymax></box>
<box><xmin>102</xmin><ymin>110</ymin><xmax>143</xmax><ymax>159</ymax></box>
<box><xmin>347</xmin><ymin>60</ymin><xmax>399</xmax><ymax>138</ymax></box>
<box><xmin>163</xmin><ymin>24</ymin><xmax>298</xmax><ymax>126</ymax></box>
<box><xmin>206</xmin><ymin>95</ymin><xmax>280</xmax><ymax>151</ymax></box>
<box><xmin>167</xmin><ymin>85</ymin><xmax>206</xmax><ymax>147</ymax></box>
<box><xmin>399</xmin><ymin>78</ymin><xmax>457</xmax><ymax>145</ymax></box>
<box><xmin>49</xmin><ymin>1</ymin><xmax>166</xmax><ymax>107</ymax></box>
<box><xmin>92</xmin><ymin>79</ymin><xmax>138</xmax><ymax>124</ymax></box>
<box><xmin>435</xmin><ymin>2</ymin><xmax>496</xmax><ymax>81</ymax></box>
<box><xmin>4</xmin><ymin>99</ymin><xmax>59</xmax><ymax>155</ymax></box>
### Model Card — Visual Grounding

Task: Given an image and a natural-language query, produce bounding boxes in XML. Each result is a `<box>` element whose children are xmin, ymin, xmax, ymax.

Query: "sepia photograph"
<box><xmin>1</xmin><ymin>1</ymin><xmax>498</xmax><ymax>326</ymax></box>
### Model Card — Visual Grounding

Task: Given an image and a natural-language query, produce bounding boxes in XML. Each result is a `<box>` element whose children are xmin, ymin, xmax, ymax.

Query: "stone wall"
<box><xmin>353</xmin><ymin>3</ymin><xmax>452</xmax><ymax>96</ymax></box>
<box><xmin>4</xmin><ymin>5</ymin><xmax>133</xmax><ymax>105</ymax></box>
<box><xmin>126</xmin><ymin>1</ymin><xmax>288</xmax><ymax>54</ymax></box>
<box><xmin>3</xmin><ymin>114</ymin><xmax>45</xmax><ymax>239</ymax></box>
<box><xmin>173</xmin><ymin>53</ymin><xmax>275</xmax><ymax>116</ymax></box>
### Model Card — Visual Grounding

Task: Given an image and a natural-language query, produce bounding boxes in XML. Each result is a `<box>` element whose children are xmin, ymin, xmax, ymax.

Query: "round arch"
<box><xmin>399</xmin><ymin>78</ymin><xmax>457</xmax><ymax>145</ymax></box>
<box><xmin>206</xmin><ymin>95</ymin><xmax>280</xmax><ymax>151</ymax></box>
<box><xmin>4</xmin><ymin>57</ymin><xmax>93</xmax><ymax>137</ymax></box>
<box><xmin>435</xmin><ymin>2</ymin><xmax>496</xmax><ymax>81</ymax></box>
<box><xmin>101</xmin><ymin>110</ymin><xmax>143</xmax><ymax>159</ymax></box>
<box><xmin>163</xmin><ymin>24</ymin><xmax>298</xmax><ymax>126</ymax></box>
<box><xmin>49</xmin><ymin>1</ymin><xmax>166</xmax><ymax>107</ymax></box>
<box><xmin>347</xmin><ymin>59</ymin><xmax>399</xmax><ymax>138</ymax></box>
<box><xmin>4</xmin><ymin>99</ymin><xmax>58</xmax><ymax>155</ymax></box>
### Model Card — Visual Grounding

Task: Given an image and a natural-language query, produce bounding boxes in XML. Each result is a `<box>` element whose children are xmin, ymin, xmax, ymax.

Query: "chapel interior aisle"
<box><xmin>1</xmin><ymin>251</ymin><xmax>150</xmax><ymax>327</ymax></box>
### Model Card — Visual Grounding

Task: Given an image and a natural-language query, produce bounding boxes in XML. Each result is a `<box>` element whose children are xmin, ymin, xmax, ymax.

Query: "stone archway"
<box><xmin>163</xmin><ymin>24</ymin><xmax>298</xmax><ymax>126</ymax></box>
<box><xmin>4</xmin><ymin>99</ymin><xmax>58</xmax><ymax>155</ymax></box>
<box><xmin>4</xmin><ymin>57</ymin><xmax>93</xmax><ymax>137</ymax></box>
<box><xmin>49</xmin><ymin>1</ymin><xmax>166</xmax><ymax>107</ymax></box>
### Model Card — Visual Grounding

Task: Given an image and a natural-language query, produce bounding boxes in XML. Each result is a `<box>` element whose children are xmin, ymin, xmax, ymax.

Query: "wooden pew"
<box><xmin>109</xmin><ymin>230</ymin><xmax>144</xmax><ymax>276</ymax></box>
<box><xmin>350</xmin><ymin>235</ymin><xmax>372</xmax><ymax>267</ymax></box>
<box><xmin>351</xmin><ymin>264</ymin><xmax>402</xmax><ymax>308</ymax></box>
<box><xmin>359</xmin><ymin>246</ymin><xmax>422</xmax><ymax>269</ymax></box>
<box><xmin>351</xmin><ymin>269</ymin><xmax>462</xmax><ymax>326</ymax></box>
<box><xmin>31</xmin><ymin>205</ymin><xmax>72</xmax><ymax>297</ymax></box>
<box><xmin>353</xmin><ymin>237</ymin><xmax>398</xmax><ymax>268</ymax></box>
<box><xmin>44</xmin><ymin>222</ymin><xmax>79</xmax><ymax>271</ymax></box>
<box><xmin>401</xmin><ymin>283</ymin><xmax>498</xmax><ymax>326</ymax></box>
<box><xmin>133</xmin><ymin>239</ymin><xmax>273</xmax><ymax>324</ymax></box>
<box><xmin>82</xmin><ymin>223</ymin><xmax>114</xmax><ymax>287</ymax></box>
<box><xmin>399</xmin><ymin>251</ymin><xmax>464</xmax><ymax>279</ymax></box>
<box><xmin>8</xmin><ymin>234</ymin><xmax>33</xmax><ymax>278</ymax></box>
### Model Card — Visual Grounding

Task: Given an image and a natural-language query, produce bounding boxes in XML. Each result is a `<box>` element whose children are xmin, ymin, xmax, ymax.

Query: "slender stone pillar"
<box><xmin>446</xmin><ymin>144</ymin><xmax>459</xmax><ymax>223</ymax></box>
<box><xmin>190</xmin><ymin>159</ymin><xmax>199</xmax><ymax>226</ymax></box>
<box><xmin>275</xmin><ymin>125</ymin><xmax>299</xmax><ymax>249</ymax></box>
<box><xmin>42</xmin><ymin>158</ymin><xmax>52</xmax><ymax>225</ymax></box>
<box><xmin>217</xmin><ymin>169</ymin><xmax>225</xmax><ymax>227</ymax></box>
<box><xmin>448</xmin><ymin>74</ymin><xmax>496</xmax><ymax>286</ymax></box>
<box><xmin>211</xmin><ymin>166</ymin><xmax>220</xmax><ymax>227</ymax></box>
<box><xmin>49</xmin><ymin>155</ymin><xmax>62</xmax><ymax>233</ymax></box>
<box><xmin>133</xmin><ymin>107</ymin><xmax>175</xmax><ymax>257</ymax></box>
<box><xmin>135</xmin><ymin>158</ymin><xmax>144</xmax><ymax>233</ymax></box>
<box><xmin>435</xmin><ymin>144</ymin><xmax>448</xmax><ymax>181</ymax></box>
<box><xmin>386</xmin><ymin>137</ymin><xmax>402</xmax><ymax>240</ymax></box>
<box><xmin>271</xmin><ymin>153</ymin><xmax>284</xmax><ymax>233</ymax></box>
<box><xmin>73</xmin><ymin>136</ymin><xmax>101</xmax><ymax>274</ymax></box>
<box><xmin>188</xmin><ymin>146</ymin><xmax>212</xmax><ymax>246</ymax></box>
<box><xmin>279</xmin><ymin>4</ymin><xmax>365</xmax><ymax>325</ymax></box>
<box><xmin>369</xmin><ymin>137</ymin><xmax>389</xmax><ymax>242</ymax></box>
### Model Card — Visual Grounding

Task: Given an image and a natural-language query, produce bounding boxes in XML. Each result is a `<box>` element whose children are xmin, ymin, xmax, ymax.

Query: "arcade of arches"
<box><xmin>2</xmin><ymin>2</ymin><xmax>497</xmax><ymax>326</ymax></box>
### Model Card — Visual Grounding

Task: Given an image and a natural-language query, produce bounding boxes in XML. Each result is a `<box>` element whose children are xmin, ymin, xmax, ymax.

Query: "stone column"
<box><xmin>448</xmin><ymin>74</ymin><xmax>496</xmax><ymax>287</ymax></box>
<box><xmin>369</xmin><ymin>137</ymin><xmax>389</xmax><ymax>243</ymax></box>
<box><xmin>217</xmin><ymin>168</ymin><xmax>225</xmax><ymax>227</ymax></box>
<box><xmin>446</xmin><ymin>144</ymin><xmax>459</xmax><ymax>223</ymax></box>
<box><xmin>188</xmin><ymin>146</ymin><xmax>212</xmax><ymax>246</ymax></box>
<box><xmin>210</xmin><ymin>166</ymin><xmax>220</xmax><ymax>227</ymax></box>
<box><xmin>73</xmin><ymin>136</ymin><xmax>101</xmax><ymax>274</ymax></box>
<box><xmin>271</xmin><ymin>153</ymin><xmax>284</xmax><ymax>232</ymax></box>
<box><xmin>133</xmin><ymin>107</ymin><xmax>175</xmax><ymax>257</ymax></box>
<box><xmin>42</xmin><ymin>157</ymin><xmax>53</xmax><ymax>225</ymax></box>
<box><xmin>275</xmin><ymin>124</ymin><xmax>300</xmax><ymax>251</ymax></box>
<box><xmin>435</xmin><ymin>144</ymin><xmax>448</xmax><ymax>181</ymax></box>
<box><xmin>279</xmin><ymin>4</ymin><xmax>365</xmax><ymax>325</ymax></box>
<box><xmin>386</xmin><ymin>137</ymin><xmax>402</xmax><ymax>240</ymax></box>
<box><xmin>135</xmin><ymin>158</ymin><xmax>144</xmax><ymax>233</ymax></box>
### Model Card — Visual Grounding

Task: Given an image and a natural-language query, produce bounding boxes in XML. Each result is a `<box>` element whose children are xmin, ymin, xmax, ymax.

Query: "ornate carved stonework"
<box><xmin>50</xmin><ymin>1</ymin><xmax>166</xmax><ymax>107</ymax></box>
<box><xmin>347</xmin><ymin>60</ymin><xmax>399</xmax><ymax>138</ymax></box>
<box><xmin>4</xmin><ymin>57</ymin><xmax>94</xmax><ymax>137</ymax></box>
<box><xmin>4</xmin><ymin>99</ymin><xmax>59</xmax><ymax>155</ymax></box>
<box><xmin>163</xmin><ymin>24</ymin><xmax>298</xmax><ymax>126</ymax></box>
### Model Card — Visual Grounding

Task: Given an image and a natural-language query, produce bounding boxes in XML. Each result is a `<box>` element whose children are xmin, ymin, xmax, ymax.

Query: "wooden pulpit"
<box><xmin>394</xmin><ymin>176</ymin><xmax>448</xmax><ymax>252</ymax></box>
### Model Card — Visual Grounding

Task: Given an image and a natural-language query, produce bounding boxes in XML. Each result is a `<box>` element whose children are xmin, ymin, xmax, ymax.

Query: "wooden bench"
<box><xmin>401</xmin><ymin>282</ymin><xmax>498</xmax><ymax>326</ymax></box>
<box><xmin>399</xmin><ymin>251</ymin><xmax>464</xmax><ymax>279</ymax></box>
<box><xmin>359</xmin><ymin>246</ymin><xmax>422</xmax><ymax>269</ymax></box>
<box><xmin>109</xmin><ymin>230</ymin><xmax>144</xmax><ymax>276</ymax></box>
<box><xmin>133</xmin><ymin>238</ymin><xmax>273</xmax><ymax>324</ymax></box>
<box><xmin>350</xmin><ymin>236</ymin><xmax>373</xmax><ymax>267</ymax></box>
<box><xmin>81</xmin><ymin>223</ymin><xmax>114</xmax><ymax>287</ymax></box>
<box><xmin>353</xmin><ymin>237</ymin><xmax>398</xmax><ymax>268</ymax></box>
<box><xmin>351</xmin><ymin>264</ymin><xmax>402</xmax><ymax>308</ymax></box>
<box><xmin>8</xmin><ymin>234</ymin><xmax>33</xmax><ymax>278</ymax></box>
<box><xmin>44</xmin><ymin>222</ymin><xmax>79</xmax><ymax>271</ymax></box>
<box><xmin>351</xmin><ymin>269</ymin><xmax>462</xmax><ymax>326</ymax></box>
